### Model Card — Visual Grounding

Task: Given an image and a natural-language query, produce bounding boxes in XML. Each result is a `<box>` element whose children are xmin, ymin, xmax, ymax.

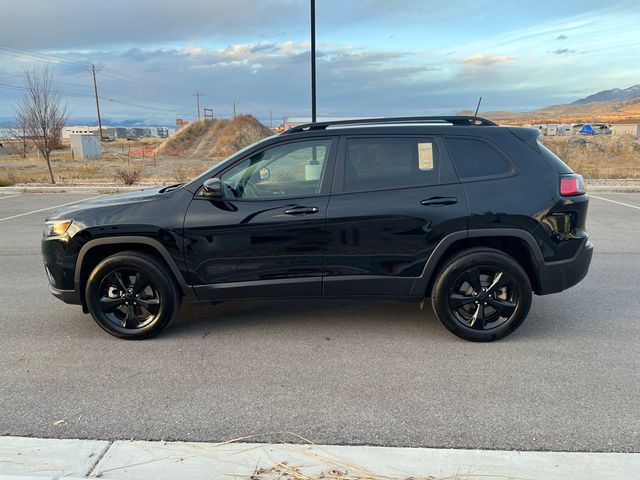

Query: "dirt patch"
<box><xmin>155</xmin><ymin>115</ymin><xmax>272</xmax><ymax>158</ymax></box>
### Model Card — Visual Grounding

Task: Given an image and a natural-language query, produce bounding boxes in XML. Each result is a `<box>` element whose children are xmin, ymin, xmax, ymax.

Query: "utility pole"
<box><xmin>269</xmin><ymin>110</ymin><xmax>273</xmax><ymax>129</ymax></box>
<box><xmin>310</xmin><ymin>0</ymin><xmax>317</xmax><ymax>123</ymax></box>
<box><xmin>89</xmin><ymin>64</ymin><xmax>103</xmax><ymax>141</ymax></box>
<box><xmin>193</xmin><ymin>91</ymin><xmax>201</xmax><ymax>119</ymax></box>
<box><xmin>232</xmin><ymin>101</ymin><xmax>237</xmax><ymax>118</ymax></box>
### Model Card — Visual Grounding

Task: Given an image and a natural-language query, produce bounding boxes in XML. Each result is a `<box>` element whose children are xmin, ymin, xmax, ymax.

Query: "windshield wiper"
<box><xmin>159</xmin><ymin>183</ymin><xmax>183</xmax><ymax>193</ymax></box>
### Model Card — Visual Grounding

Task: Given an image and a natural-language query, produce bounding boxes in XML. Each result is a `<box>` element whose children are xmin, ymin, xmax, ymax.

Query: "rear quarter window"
<box><xmin>445</xmin><ymin>137</ymin><xmax>514</xmax><ymax>180</ymax></box>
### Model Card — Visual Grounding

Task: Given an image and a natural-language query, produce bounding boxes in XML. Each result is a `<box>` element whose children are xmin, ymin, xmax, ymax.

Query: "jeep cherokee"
<box><xmin>42</xmin><ymin>116</ymin><xmax>593</xmax><ymax>341</ymax></box>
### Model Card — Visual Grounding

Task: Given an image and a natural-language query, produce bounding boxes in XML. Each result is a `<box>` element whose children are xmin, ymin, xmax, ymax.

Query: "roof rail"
<box><xmin>282</xmin><ymin>116</ymin><xmax>497</xmax><ymax>134</ymax></box>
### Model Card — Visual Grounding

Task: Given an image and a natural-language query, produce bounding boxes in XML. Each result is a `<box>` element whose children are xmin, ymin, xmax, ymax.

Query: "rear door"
<box><xmin>324</xmin><ymin>135</ymin><xmax>468</xmax><ymax>297</ymax></box>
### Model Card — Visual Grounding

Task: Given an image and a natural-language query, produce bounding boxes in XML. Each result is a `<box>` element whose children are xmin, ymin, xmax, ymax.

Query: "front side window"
<box><xmin>343</xmin><ymin>137</ymin><xmax>438</xmax><ymax>192</ymax></box>
<box><xmin>220</xmin><ymin>139</ymin><xmax>332</xmax><ymax>199</ymax></box>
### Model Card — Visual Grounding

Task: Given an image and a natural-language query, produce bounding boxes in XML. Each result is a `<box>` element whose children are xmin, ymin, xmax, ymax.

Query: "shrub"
<box><xmin>114</xmin><ymin>168</ymin><xmax>141</xmax><ymax>185</ymax></box>
<box><xmin>0</xmin><ymin>178</ymin><xmax>16</xmax><ymax>187</ymax></box>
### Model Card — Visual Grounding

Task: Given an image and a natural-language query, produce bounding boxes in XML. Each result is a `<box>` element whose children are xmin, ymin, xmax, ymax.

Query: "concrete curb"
<box><xmin>1</xmin><ymin>436</ymin><xmax>639</xmax><ymax>480</ymax></box>
<box><xmin>587</xmin><ymin>185</ymin><xmax>640</xmax><ymax>192</ymax></box>
<box><xmin>0</xmin><ymin>185</ymin><xmax>163</xmax><ymax>194</ymax></box>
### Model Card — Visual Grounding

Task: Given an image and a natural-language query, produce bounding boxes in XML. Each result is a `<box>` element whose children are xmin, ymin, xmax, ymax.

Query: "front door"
<box><xmin>324</xmin><ymin>135</ymin><xmax>468</xmax><ymax>296</ymax></box>
<box><xmin>183</xmin><ymin>137</ymin><xmax>336</xmax><ymax>300</ymax></box>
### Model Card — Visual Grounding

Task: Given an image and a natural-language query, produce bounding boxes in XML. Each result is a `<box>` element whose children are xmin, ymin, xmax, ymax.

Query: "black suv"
<box><xmin>42</xmin><ymin>116</ymin><xmax>592</xmax><ymax>341</ymax></box>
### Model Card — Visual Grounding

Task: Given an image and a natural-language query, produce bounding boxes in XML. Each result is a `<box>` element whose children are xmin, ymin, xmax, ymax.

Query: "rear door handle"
<box><xmin>420</xmin><ymin>197</ymin><xmax>458</xmax><ymax>206</ymax></box>
<box><xmin>284</xmin><ymin>206</ymin><xmax>320</xmax><ymax>215</ymax></box>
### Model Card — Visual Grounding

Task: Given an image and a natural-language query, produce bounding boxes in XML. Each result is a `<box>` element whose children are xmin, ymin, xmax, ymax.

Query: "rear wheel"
<box><xmin>85</xmin><ymin>251</ymin><xmax>181</xmax><ymax>339</ymax></box>
<box><xmin>431</xmin><ymin>248</ymin><xmax>532</xmax><ymax>342</ymax></box>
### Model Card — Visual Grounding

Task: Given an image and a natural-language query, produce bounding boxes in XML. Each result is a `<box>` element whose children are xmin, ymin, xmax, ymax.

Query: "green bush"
<box><xmin>0</xmin><ymin>178</ymin><xmax>16</xmax><ymax>187</ymax></box>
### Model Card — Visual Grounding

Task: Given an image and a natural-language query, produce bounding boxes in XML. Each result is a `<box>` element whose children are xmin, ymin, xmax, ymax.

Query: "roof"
<box><xmin>281</xmin><ymin>116</ymin><xmax>497</xmax><ymax>135</ymax></box>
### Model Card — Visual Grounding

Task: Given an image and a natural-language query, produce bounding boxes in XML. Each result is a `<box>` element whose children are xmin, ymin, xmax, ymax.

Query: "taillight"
<box><xmin>560</xmin><ymin>174</ymin><xmax>586</xmax><ymax>196</ymax></box>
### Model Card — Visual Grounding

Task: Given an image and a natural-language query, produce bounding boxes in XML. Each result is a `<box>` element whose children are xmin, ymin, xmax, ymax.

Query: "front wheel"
<box><xmin>431</xmin><ymin>248</ymin><xmax>532</xmax><ymax>342</ymax></box>
<box><xmin>85</xmin><ymin>251</ymin><xmax>181</xmax><ymax>339</ymax></box>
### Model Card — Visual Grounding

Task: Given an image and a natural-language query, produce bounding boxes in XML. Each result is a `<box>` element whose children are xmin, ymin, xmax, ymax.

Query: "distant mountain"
<box><xmin>458</xmin><ymin>84</ymin><xmax>640</xmax><ymax>125</ymax></box>
<box><xmin>572</xmin><ymin>84</ymin><xmax>640</xmax><ymax>105</ymax></box>
<box><xmin>67</xmin><ymin>117</ymin><xmax>175</xmax><ymax>128</ymax></box>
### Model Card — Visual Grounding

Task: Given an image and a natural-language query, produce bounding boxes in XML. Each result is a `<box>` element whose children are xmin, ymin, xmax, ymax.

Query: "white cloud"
<box><xmin>458</xmin><ymin>54</ymin><xmax>514</xmax><ymax>66</ymax></box>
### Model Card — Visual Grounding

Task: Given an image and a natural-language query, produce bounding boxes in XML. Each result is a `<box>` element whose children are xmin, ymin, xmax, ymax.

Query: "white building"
<box><xmin>611</xmin><ymin>124</ymin><xmax>640</xmax><ymax>137</ymax></box>
<box><xmin>62</xmin><ymin>126</ymin><xmax>100</xmax><ymax>139</ymax></box>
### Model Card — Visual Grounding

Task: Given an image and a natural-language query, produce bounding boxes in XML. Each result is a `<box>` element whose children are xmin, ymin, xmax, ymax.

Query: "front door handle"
<box><xmin>284</xmin><ymin>206</ymin><xmax>320</xmax><ymax>215</ymax></box>
<box><xmin>420</xmin><ymin>197</ymin><xmax>458</xmax><ymax>206</ymax></box>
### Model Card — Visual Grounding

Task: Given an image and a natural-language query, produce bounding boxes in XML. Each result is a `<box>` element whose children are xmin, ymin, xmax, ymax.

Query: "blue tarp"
<box><xmin>579</xmin><ymin>124</ymin><xmax>596</xmax><ymax>135</ymax></box>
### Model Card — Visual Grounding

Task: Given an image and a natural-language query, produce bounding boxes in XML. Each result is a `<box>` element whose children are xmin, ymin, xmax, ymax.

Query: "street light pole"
<box><xmin>311</xmin><ymin>0</ymin><xmax>317</xmax><ymax>123</ymax></box>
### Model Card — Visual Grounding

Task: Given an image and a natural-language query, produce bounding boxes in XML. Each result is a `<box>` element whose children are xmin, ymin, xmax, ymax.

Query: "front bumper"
<box><xmin>49</xmin><ymin>284</ymin><xmax>82</xmax><ymax>305</ymax></box>
<box><xmin>536</xmin><ymin>238</ymin><xmax>593</xmax><ymax>295</ymax></box>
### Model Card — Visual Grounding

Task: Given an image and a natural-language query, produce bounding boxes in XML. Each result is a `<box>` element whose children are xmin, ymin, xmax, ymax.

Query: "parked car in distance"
<box><xmin>42</xmin><ymin>116</ymin><xmax>592</xmax><ymax>341</ymax></box>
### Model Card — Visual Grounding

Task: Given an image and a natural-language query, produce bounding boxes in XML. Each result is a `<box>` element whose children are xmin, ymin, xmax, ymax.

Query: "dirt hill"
<box><xmin>155</xmin><ymin>115</ymin><xmax>272</xmax><ymax>158</ymax></box>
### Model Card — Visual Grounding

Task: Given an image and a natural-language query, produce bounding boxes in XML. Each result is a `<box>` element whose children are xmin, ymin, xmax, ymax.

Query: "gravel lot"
<box><xmin>0</xmin><ymin>192</ymin><xmax>638</xmax><ymax>452</ymax></box>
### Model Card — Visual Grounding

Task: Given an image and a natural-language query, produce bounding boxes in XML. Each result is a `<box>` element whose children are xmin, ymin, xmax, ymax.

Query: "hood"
<box><xmin>46</xmin><ymin>186</ymin><xmax>171</xmax><ymax>221</ymax></box>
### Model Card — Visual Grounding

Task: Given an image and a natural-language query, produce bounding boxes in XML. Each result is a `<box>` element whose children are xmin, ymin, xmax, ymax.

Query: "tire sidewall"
<box><xmin>85</xmin><ymin>254</ymin><xmax>177</xmax><ymax>339</ymax></box>
<box><xmin>432</xmin><ymin>250</ymin><xmax>532</xmax><ymax>342</ymax></box>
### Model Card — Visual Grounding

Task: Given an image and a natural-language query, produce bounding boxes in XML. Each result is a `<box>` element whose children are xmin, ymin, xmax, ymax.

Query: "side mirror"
<box><xmin>201</xmin><ymin>178</ymin><xmax>224</xmax><ymax>199</ymax></box>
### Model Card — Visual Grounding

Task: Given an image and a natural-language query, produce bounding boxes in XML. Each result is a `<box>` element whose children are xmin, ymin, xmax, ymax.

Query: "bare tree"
<box><xmin>15</xmin><ymin>66</ymin><xmax>67</xmax><ymax>184</ymax></box>
<box><xmin>11</xmin><ymin>117</ymin><xmax>30</xmax><ymax>159</ymax></box>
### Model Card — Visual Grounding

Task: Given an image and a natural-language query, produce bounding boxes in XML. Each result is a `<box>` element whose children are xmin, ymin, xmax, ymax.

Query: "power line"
<box><xmin>0</xmin><ymin>43</ymin><xmax>197</xmax><ymax>98</ymax></box>
<box><xmin>0</xmin><ymin>82</ymin><xmax>188</xmax><ymax>113</ymax></box>
<box><xmin>0</xmin><ymin>44</ymin><xmax>90</xmax><ymax>70</ymax></box>
<box><xmin>0</xmin><ymin>42</ymin><xmax>241</xmax><ymax>118</ymax></box>
<box><xmin>0</xmin><ymin>82</ymin><xmax>94</xmax><ymax>99</ymax></box>
<box><xmin>0</xmin><ymin>71</ymin><xmax>192</xmax><ymax>109</ymax></box>
<box><xmin>100</xmin><ymin>69</ymin><xmax>195</xmax><ymax>96</ymax></box>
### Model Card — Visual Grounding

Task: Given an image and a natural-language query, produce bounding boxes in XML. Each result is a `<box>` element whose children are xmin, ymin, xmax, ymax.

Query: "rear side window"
<box><xmin>343</xmin><ymin>137</ymin><xmax>438</xmax><ymax>192</ymax></box>
<box><xmin>445</xmin><ymin>137</ymin><xmax>513</xmax><ymax>180</ymax></box>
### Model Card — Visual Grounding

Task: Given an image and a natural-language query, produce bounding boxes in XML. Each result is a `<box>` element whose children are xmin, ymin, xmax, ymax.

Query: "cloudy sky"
<box><xmin>1</xmin><ymin>0</ymin><xmax>639</xmax><ymax>125</ymax></box>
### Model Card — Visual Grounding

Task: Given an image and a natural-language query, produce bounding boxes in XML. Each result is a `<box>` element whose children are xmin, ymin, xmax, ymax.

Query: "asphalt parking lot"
<box><xmin>0</xmin><ymin>191</ymin><xmax>638</xmax><ymax>452</ymax></box>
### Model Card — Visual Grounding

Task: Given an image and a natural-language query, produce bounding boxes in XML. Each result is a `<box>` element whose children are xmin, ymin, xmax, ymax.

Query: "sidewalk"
<box><xmin>1</xmin><ymin>436</ymin><xmax>638</xmax><ymax>480</ymax></box>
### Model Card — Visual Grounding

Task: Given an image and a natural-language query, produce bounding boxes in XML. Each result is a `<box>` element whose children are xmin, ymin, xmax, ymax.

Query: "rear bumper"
<box><xmin>536</xmin><ymin>238</ymin><xmax>593</xmax><ymax>295</ymax></box>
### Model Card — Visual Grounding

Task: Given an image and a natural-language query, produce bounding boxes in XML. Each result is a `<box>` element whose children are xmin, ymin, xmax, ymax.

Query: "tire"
<box><xmin>431</xmin><ymin>248</ymin><xmax>532</xmax><ymax>342</ymax></box>
<box><xmin>85</xmin><ymin>251</ymin><xmax>181</xmax><ymax>339</ymax></box>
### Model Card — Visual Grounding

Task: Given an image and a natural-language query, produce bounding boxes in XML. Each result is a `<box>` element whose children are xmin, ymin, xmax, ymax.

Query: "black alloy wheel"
<box><xmin>98</xmin><ymin>269</ymin><xmax>161</xmax><ymax>329</ymax></box>
<box><xmin>85</xmin><ymin>251</ymin><xmax>180</xmax><ymax>339</ymax></box>
<box><xmin>431</xmin><ymin>248</ymin><xmax>532</xmax><ymax>342</ymax></box>
<box><xmin>448</xmin><ymin>266</ymin><xmax>518</xmax><ymax>330</ymax></box>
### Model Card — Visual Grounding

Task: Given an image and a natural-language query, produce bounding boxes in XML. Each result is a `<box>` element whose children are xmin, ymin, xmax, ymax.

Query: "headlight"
<box><xmin>44</xmin><ymin>219</ymin><xmax>73</xmax><ymax>237</ymax></box>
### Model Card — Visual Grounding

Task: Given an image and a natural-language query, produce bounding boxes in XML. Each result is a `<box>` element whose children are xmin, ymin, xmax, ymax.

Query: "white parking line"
<box><xmin>0</xmin><ymin>195</ymin><xmax>104</xmax><ymax>222</ymax></box>
<box><xmin>0</xmin><ymin>193</ymin><xmax>23</xmax><ymax>200</ymax></box>
<box><xmin>590</xmin><ymin>194</ymin><xmax>640</xmax><ymax>211</ymax></box>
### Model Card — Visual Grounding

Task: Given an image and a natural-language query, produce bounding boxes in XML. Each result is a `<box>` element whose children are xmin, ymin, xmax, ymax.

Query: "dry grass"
<box><xmin>114</xmin><ymin>168</ymin><xmax>141</xmax><ymax>185</ymax></box>
<box><xmin>540</xmin><ymin>134</ymin><xmax>640</xmax><ymax>178</ymax></box>
<box><xmin>0</xmin><ymin>138</ymin><xmax>217</xmax><ymax>184</ymax></box>
<box><xmin>165</xmin><ymin>433</ymin><xmax>530</xmax><ymax>480</ymax></box>
<box><xmin>1</xmin><ymin>131</ymin><xmax>638</xmax><ymax>185</ymax></box>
